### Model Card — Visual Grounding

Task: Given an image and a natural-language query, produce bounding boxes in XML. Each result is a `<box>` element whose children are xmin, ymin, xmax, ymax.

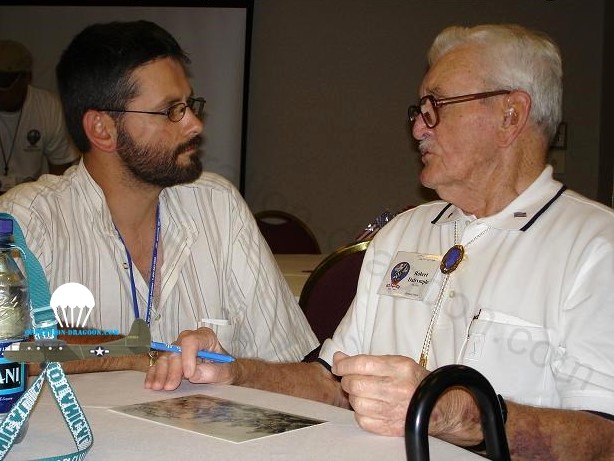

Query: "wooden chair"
<box><xmin>298</xmin><ymin>240</ymin><xmax>369</xmax><ymax>342</ymax></box>
<box><xmin>254</xmin><ymin>210</ymin><xmax>321</xmax><ymax>254</ymax></box>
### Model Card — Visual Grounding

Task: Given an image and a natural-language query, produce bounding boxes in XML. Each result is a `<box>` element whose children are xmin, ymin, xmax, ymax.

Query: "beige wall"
<box><xmin>245</xmin><ymin>0</ymin><xmax>605</xmax><ymax>252</ymax></box>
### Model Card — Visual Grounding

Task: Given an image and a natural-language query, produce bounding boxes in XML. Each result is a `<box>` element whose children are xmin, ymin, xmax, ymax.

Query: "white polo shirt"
<box><xmin>0</xmin><ymin>85</ymin><xmax>80</xmax><ymax>192</ymax></box>
<box><xmin>0</xmin><ymin>162</ymin><xmax>319</xmax><ymax>362</ymax></box>
<box><xmin>321</xmin><ymin>166</ymin><xmax>614</xmax><ymax>414</ymax></box>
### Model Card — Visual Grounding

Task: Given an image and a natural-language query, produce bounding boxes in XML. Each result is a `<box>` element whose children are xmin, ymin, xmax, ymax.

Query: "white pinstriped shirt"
<box><xmin>0</xmin><ymin>161</ymin><xmax>318</xmax><ymax>361</ymax></box>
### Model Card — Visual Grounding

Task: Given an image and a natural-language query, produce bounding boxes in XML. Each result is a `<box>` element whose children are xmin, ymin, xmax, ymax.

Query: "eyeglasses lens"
<box><xmin>421</xmin><ymin>98</ymin><xmax>437</xmax><ymax>128</ymax></box>
<box><xmin>188</xmin><ymin>98</ymin><xmax>205</xmax><ymax>119</ymax></box>
<box><xmin>167</xmin><ymin>103</ymin><xmax>186</xmax><ymax>122</ymax></box>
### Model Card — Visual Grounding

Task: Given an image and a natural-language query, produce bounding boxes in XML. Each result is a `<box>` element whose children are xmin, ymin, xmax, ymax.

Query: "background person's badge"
<box><xmin>26</xmin><ymin>129</ymin><xmax>41</xmax><ymax>146</ymax></box>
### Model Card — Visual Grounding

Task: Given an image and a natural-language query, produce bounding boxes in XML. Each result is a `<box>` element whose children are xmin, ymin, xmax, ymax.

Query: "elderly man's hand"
<box><xmin>144</xmin><ymin>327</ymin><xmax>238</xmax><ymax>391</ymax></box>
<box><xmin>332</xmin><ymin>352</ymin><xmax>482</xmax><ymax>444</ymax></box>
<box><xmin>332</xmin><ymin>352</ymin><xmax>427</xmax><ymax>436</ymax></box>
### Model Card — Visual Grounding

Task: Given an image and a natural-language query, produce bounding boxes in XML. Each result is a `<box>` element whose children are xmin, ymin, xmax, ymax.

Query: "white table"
<box><xmin>274</xmin><ymin>254</ymin><xmax>326</xmax><ymax>298</ymax></box>
<box><xmin>7</xmin><ymin>371</ymin><xmax>482</xmax><ymax>460</ymax></box>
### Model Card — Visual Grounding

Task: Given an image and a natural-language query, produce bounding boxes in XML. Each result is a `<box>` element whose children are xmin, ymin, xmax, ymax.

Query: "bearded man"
<box><xmin>0</xmin><ymin>21</ymin><xmax>318</xmax><ymax>374</ymax></box>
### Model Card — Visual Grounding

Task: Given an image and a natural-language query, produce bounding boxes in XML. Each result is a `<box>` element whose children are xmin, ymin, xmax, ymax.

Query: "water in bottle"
<box><xmin>0</xmin><ymin>218</ymin><xmax>29</xmax><ymax>443</ymax></box>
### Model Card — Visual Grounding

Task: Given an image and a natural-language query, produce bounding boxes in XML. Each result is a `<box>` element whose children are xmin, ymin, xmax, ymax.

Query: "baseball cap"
<box><xmin>0</xmin><ymin>40</ymin><xmax>33</xmax><ymax>73</ymax></box>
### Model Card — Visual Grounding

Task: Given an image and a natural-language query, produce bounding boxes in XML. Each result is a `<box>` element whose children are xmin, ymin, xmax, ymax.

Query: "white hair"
<box><xmin>428</xmin><ymin>24</ymin><xmax>563</xmax><ymax>142</ymax></box>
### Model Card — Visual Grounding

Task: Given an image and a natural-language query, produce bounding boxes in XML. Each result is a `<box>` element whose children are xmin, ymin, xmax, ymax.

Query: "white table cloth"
<box><xmin>7</xmin><ymin>371</ymin><xmax>483</xmax><ymax>460</ymax></box>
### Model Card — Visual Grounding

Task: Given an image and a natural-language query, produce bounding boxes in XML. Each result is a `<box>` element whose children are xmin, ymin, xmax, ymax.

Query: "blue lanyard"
<box><xmin>115</xmin><ymin>203</ymin><xmax>161</xmax><ymax>325</ymax></box>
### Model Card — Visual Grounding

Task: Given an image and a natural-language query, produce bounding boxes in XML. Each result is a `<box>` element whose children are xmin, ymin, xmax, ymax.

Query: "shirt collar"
<box><xmin>75</xmin><ymin>161</ymin><xmax>200</xmax><ymax>238</ymax></box>
<box><xmin>431</xmin><ymin>166</ymin><xmax>566</xmax><ymax>231</ymax></box>
<box><xmin>74</xmin><ymin>160</ymin><xmax>115</xmax><ymax>234</ymax></box>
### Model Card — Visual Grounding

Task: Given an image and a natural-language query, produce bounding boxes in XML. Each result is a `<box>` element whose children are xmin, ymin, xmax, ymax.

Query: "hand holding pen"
<box><xmin>145</xmin><ymin>327</ymin><xmax>236</xmax><ymax>392</ymax></box>
<box><xmin>150</xmin><ymin>341</ymin><xmax>235</xmax><ymax>363</ymax></box>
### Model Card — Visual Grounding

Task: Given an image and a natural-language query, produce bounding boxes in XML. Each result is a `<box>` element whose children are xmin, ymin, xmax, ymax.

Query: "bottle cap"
<box><xmin>0</xmin><ymin>218</ymin><xmax>13</xmax><ymax>237</ymax></box>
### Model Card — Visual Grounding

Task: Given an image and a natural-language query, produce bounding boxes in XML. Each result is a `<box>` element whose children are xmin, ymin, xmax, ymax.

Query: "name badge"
<box><xmin>378</xmin><ymin>251</ymin><xmax>441</xmax><ymax>301</ymax></box>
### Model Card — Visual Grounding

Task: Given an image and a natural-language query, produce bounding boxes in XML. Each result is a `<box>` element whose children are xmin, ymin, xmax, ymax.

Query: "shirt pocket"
<box><xmin>460</xmin><ymin>309</ymin><xmax>557</xmax><ymax>407</ymax></box>
<box><xmin>200</xmin><ymin>317</ymin><xmax>236</xmax><ymax>354</ymax></box>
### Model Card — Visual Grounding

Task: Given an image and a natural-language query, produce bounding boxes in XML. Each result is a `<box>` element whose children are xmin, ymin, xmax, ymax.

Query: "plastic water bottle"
<box><xmin>0</xmin><ymin>218</ymin><xmax>29</xmax><ymax>443</ymax></box>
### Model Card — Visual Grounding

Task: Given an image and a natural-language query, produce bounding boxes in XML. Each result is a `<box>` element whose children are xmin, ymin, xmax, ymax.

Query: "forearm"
<box><xmin>504</xmin><ymin>402</ymin><xmax>614</xmax><ymax>460</ymax></box>
<box><xmin>424</xmin><ymin>388</ymin><xmax>614</xmax><ymax>460</ymax></box>
<box><xmin>234</xmin><ymin>359</ymin><xmax>349</xmax><ymax>408</ymax></box>
<box><xmin>29</xmin><ymin>353</ymin><xmax>150</xmax><ymax>375</ymax></box>
<box><xmin>27</xmin><ymin>331</ymin><xmax>150</xmax><ymax>374</ymax></box>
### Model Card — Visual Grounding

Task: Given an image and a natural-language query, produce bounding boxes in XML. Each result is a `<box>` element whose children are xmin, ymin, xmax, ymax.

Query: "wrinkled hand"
<box><xmin>332</xmin><ymin>352</ymin><xmax>428</xmax><ymax>436</ymax></box>
<box><xmin>332</xmin><ymin>352</ymin><xmax>481</xmax><ymax>444</ymax></box>
<box><xmin>144</xmin><ymin>327</ymin><xmax>238</xmax><ymax>391</ymax></box>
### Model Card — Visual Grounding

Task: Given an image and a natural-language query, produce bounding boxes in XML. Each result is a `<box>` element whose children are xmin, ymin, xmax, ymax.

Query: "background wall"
<box><xmin>598</xmin><ymin>0</ymin><xmax>613</xmax><ymax>207</ymax></box>
<box><xmin>0</xmin><ymin>5</ymin><xmax>248</xmax><ymax>190</ymax></box>
<box><xmin>245</xmin><ymin>0</ymin><xmax>605</xmax><ymax>252</ymax></box>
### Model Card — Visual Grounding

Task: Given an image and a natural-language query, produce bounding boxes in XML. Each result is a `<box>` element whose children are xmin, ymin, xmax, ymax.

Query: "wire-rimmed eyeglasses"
<box><xmin>98</xmin><ymin>96</ymin><xmax>206</xmax><ymax>122</ymax></box>
<box><xmin>408</xmin><ymin>90</ymin><xmax>510</xmax><ymax>128</ymax></box>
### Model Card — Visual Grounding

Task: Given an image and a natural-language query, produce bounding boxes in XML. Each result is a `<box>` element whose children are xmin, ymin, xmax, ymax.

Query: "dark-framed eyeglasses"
<box><xmin>407</xmin><ymin>90</ymin><xmax>510</xmax><ymax>128</ymax></box>
<box><xmin>97</xmin><ymin>96</ymin><xmax>206</xmax><ymax>122</ymax></box>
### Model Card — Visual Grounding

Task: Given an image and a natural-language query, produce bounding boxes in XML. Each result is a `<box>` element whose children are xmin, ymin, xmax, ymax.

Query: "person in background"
<box><xmin>0</xmin><ymin>21</ymin><xmax>318</xmax><ymax>373</ymax></box>
<box><xmin>147</xmin><ymin>24</ymin><xmax>614</xmax><ymax>460</ymax></box>
<box><xmin>0</xmin><ymin>39</ymin><xmax>79</xmax><ymax>193</ymax></box>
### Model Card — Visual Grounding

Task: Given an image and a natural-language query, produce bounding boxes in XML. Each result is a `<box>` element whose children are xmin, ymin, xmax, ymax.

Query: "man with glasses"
<box><xmin>149</xmin><ymin>24</ymin><xmax>614</xmax><ymax>459</ymax></box>
<box><xmin>0</xmin><ymin>21</ymin><xmax>318</xmax><ymax>374</ymax></box>
<box><xmin>0</xmin><ymin>40</ymin><xmax>79</xmax><ymax>193</ymax></box>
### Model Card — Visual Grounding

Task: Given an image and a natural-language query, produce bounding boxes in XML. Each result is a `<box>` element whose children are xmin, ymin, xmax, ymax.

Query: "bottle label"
<box><xmin>0</xmin><ymin>347</ymin><xmax>26</xmax><ymax>413</ymax></box>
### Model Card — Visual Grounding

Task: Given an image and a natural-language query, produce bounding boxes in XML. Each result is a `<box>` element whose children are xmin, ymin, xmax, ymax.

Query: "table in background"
<box><xmin>274</xmin><ymin>253</ymin><xmax>326</xmax><ymax>299</ymax></box>
<box><xmin>8</xmin><ymin>371</ymin><xmax>482</xmax><ymax>460</ymax></box>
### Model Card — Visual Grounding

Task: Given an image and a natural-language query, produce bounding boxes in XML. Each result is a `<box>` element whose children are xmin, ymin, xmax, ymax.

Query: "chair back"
<box><xmin>255</xmin><ymin>210</ymin><xmax>321</xmax><ymax>254</ymax></box>
<box><xmin>299</xmin><ymin>241</ymin><xmax>369</xmax><ymax>342</ymax></box>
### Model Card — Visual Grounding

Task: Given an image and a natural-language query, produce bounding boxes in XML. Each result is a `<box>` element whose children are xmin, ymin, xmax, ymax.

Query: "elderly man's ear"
<box><xmin>503</xmin><ymin>107</ymin><xmax>519</xmax><ymax>125</ymax></box>
<box><xmin>498</xmin><ymin>90</ymin><xmax>531</xmax><ymax>146</ymax></box>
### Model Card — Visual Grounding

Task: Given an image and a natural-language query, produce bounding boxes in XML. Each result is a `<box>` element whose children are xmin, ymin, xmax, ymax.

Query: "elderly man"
<box><xmin>147</xmin><ymin>24</ymin><xmax>614</xmax><ymax>459</ymax></box>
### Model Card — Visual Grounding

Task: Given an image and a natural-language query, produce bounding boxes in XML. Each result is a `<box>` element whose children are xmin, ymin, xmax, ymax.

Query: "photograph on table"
<box><xmin>111</xmin><ymin>394</ymin><xmax>326</xmax><ymax>443</ymax></box>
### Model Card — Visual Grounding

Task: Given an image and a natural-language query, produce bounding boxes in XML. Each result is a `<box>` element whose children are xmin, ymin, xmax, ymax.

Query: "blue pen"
<box><xmin>150</xmin><ymin>341</ymin><xmax>235</xmax><ymax>363</ymax></box>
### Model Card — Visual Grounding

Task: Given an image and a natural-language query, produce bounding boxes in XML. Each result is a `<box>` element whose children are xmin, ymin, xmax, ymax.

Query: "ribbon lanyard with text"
<box><xmin>0</xmin><ymin>213</ymin><xmax>93</xmax><ymax>461</ymax></box>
